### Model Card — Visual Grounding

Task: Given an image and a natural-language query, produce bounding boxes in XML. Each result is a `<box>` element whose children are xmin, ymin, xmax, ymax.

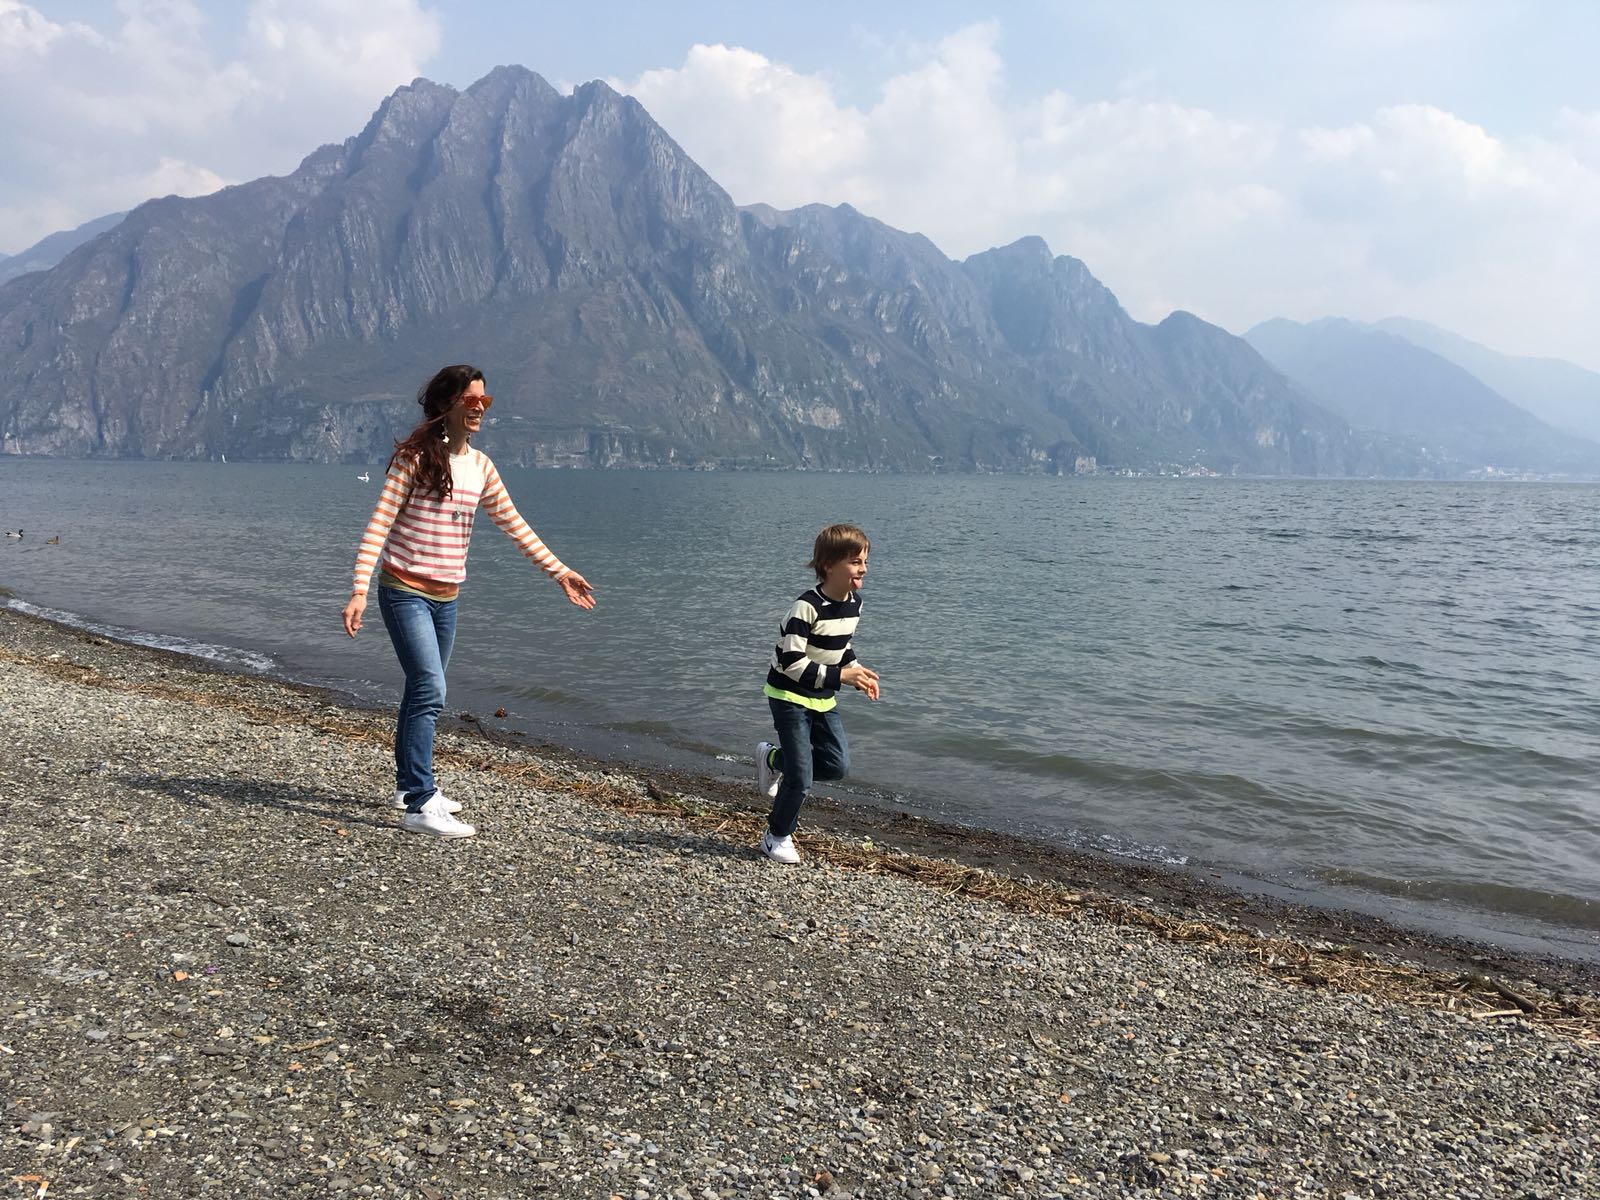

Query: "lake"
<box><xmin>3</xmin><ymin>459</ymin><xmax>1597</xmax><ymax>959</ymax></box>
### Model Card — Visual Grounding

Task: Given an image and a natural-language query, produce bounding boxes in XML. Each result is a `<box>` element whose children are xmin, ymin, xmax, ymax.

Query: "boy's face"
<box><xmin>820</xmin><ymin>548</ymin><xmax>868</xmax><ymax>597</ymax></box>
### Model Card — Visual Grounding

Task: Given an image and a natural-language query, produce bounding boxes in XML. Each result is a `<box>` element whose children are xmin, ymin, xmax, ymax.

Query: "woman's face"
<box><xmin>443</xmin><ymin>379</ymin><xmax>490</xmax><ymax>444</ymax></box>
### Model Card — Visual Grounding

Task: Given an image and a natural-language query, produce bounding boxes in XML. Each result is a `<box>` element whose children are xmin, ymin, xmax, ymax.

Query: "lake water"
<box><xmin>3</xmin><ymin>460</ymin><xmax>1597</xmax><ymax>960</ymax></box>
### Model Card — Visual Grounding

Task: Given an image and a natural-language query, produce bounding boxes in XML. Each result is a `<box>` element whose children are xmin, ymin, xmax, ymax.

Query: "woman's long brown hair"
<box><xmin>388</xmin><ymin>364</ymin><xmax>484</xmax><ymax>501</ymax></box>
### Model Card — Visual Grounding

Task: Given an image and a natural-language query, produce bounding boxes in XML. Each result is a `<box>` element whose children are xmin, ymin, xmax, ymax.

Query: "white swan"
<box><xmin>357</xmin><ymin>471</ymin><xmax>371</xmax><ymax>482</ymax></box>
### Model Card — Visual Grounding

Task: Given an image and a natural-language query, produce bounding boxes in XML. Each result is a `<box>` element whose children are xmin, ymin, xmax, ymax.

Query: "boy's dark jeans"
<box><xmin>767</xmin><ymin>697</ymin><xmax>850</xmax><ymax>838</ymax></box>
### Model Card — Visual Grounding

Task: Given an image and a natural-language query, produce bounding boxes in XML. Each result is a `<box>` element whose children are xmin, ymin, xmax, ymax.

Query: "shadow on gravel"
<box><xmin>119</xmin><ymin>772</ymin><xmax>393</xmax><ymax>831</ymax></box>
<box><xmin>587</xmin><ymin>824</ymin><xmax>754</xmax><ymax>864</ymax></box>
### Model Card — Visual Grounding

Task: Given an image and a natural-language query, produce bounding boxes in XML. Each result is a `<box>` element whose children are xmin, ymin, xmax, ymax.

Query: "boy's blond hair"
<box><xmin>807</xmin><ymin>523</ymin><xmax>870</xmax><ymax>582</ymax></box>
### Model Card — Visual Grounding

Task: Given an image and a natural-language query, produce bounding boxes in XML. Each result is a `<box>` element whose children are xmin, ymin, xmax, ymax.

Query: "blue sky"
<box><xmin>4</xmin><ymin>1</ymin><xmax>1598</xmax><ymax>369</ymax></box>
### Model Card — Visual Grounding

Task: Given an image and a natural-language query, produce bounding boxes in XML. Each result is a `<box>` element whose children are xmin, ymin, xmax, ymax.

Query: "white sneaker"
<box><xmin>755</xmin><ymin>742</ymin><xmax>781</xmax><ymax>800</ymax></box>
<box><xmin>401</xmin><ymin>795</ymin><xmax>476</xmax><ymax>839</ymax></box>
<box><xmin>759</xmin><ymin>830</ymin><xmax>801</xmax><ymax>865</ymax></box>
<box><xmin>391</xmin><ymin>787</ymin><xmax>461</xmax><ymax>813</ymax></box>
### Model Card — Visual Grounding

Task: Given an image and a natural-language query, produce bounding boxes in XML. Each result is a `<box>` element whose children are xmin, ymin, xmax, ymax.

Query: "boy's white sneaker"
<box><xmin>401</xmin><ymin>795</ymin><xmax>476</xmax><ymax>839</ymax></box>
<box><xmin>391</xmin><ymin>787</ymin><xmax>461</xmax><ymax>813</ymax></box>
<box><xmin>754</xmin><ymin>742</ymin><xmax>781</xmax><ymax>800</ymax></box>
<box><xmin>759</xmin><ymin>830</ymin><xmax>801</xmax><ymax>865</ymax></box>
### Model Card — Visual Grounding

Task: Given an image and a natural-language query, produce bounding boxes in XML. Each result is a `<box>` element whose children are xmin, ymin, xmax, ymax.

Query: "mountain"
<box><xmin>0</xmin><ymin>212</ymin><xmax>127</xmax><ymax>285</ymax></box>
<box><xmin>0</xmin><ymin>66</ymin><xmax>1413</xmax><ymax>475</ymax></box>
<box><xmin>1371</xmin><ymin>317</ymin><xmax>1600</xmax><ymax>445</ymax></box>
<box><xmin>1244</xmin><ymin>318</ymin><xmax>1600</xmax><ymax>475</ymax></box>
<box><xmin>955</xmin><ymin>242</ymin><xmax>1388</xmax><ymax>475</ymax></box>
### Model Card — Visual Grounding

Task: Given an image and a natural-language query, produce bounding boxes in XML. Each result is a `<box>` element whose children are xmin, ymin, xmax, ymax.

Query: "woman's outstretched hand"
<box><xmin>558</xmin><ymin>571</ymin><xmax>597</xmax><ymax>610</ymax></box>
<box><xmin>342</xmin><ymin>593</ymin><xmax>367</xmax><ymax>637</ymax></box>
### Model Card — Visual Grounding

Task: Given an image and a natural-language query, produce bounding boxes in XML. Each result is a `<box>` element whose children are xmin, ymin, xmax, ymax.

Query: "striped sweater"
<box><xmin>763</xmin><ymin>587</ymin><xmax>862</xmax><ymax>710</ymax></box>
<box><xmin>350</xmin><ymin>447</ymin><xmax>567</xmax><ymax>598</ymax></box>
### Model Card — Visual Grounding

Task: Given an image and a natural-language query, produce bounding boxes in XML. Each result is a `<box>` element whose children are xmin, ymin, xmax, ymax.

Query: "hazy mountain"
<box><xmin>1371</xmin><ymin>317</ymin><xmax>1600</xmax><ymax>444</ymax></box>
<box><xmin>957</xmin><ymin>241</ymin><xmax>1387</xmax><ymax>475</ymax></box>
<box><xmin>0</xmin><ymin>66</ymin><xmax>1415</xmax><ymax>475</ymax></box>
<box><xmin>0</xmin><ymin>212</ymin><xmax>126</xmax><ymax>285</ymax></box>
<box><xmin>1244</xmin><ymin>318</ymin><xmax>1600</xmax><ymax>475</ymax></box>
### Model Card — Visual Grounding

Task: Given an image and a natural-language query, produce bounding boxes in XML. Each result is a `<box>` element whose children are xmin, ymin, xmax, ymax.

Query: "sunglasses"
<box><xmin>457</xmin><ymin>394</ymin><xmax>493</xmax><ymax>411</ymax></box>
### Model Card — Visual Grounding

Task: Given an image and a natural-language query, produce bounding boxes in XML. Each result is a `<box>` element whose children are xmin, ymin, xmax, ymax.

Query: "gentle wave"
<box><xmin>1</xmin><ymin>597</ymin><xmax>275</xmax><ymax>673</ymax></box>
<box><xmin>1319</xmin><ymin>868</ymin><xmax>1600</xmax><ymax>932</ymax></box>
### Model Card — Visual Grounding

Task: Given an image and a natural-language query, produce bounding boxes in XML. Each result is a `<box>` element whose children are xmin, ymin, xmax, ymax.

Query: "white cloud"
<box><xmin>0</xmin><ymin>0</ymin><xmax>438</xmax><ymax>253</ymax></box>
<box><xmin>1556</xmin><ymin>107</ymin><xmax>1600</xmax><ymax>167</ymax></box>
<box><xmin>244</xmin><ymin>0</ymin><xmax>440</xmax><ymax>102</ymax></box>
<box><xmin>616</xmin><ymin>25</ymin><xmax>1600</xmax><ymax>370</ymax></box>
<box><xmin>128</xmin><ymin>156</ymin><xmax>231</xmax><ymax>201</ymax></box>
<box><xmin>0</xmin><ymin>0</ymin><xmax>80</xmax><ymax>51</ymax></box>
<box><xmin>621</xmin><ymin>44</ymin><xmax>869</xmax><ymax>209</ymax></box>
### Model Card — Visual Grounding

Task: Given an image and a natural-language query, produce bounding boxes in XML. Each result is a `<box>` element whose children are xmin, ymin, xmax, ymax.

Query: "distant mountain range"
<box><xmin>1244</xmin><ymin>319</ymin><xmax>1600</xmax><ymax>476</ymax></box>
<box><xmin>0</xmin><ymin>66</ymin><xmax>1592</xmax><ymax>478</ymax></box>
<box><xmin>1369</xmin><ymin>317</ymin><xmax>1600</xmax><ymax>445</ymax></box>
<box><xmin>0</xmin><ymin>212</ymin><xmax>126</xmax><ymax>286</ymax></box>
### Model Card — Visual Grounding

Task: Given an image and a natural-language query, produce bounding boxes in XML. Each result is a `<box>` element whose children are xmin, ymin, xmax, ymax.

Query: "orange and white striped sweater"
<box><xmin>351</xmin><ymin>448</ymin><xmax>568</xmax><ymax>599</ymax></box>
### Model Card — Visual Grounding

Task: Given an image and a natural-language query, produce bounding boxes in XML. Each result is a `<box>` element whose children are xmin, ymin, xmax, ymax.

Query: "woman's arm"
<box><xmin>343</xmin><ymin>458</ymin><xmax>413</xmax><ymax>636</ymax></box>
<box><xmin>480</xmin><ymin>460</ymin><xmax>596</xmax><ymax>609</ymax></box>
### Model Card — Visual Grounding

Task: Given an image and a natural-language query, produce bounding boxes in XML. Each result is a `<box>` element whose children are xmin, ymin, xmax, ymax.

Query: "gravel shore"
<box><xmin>3</xmin><ymin>607</ymin><xmax>1597</xmax><ymax>1199</ymax></box>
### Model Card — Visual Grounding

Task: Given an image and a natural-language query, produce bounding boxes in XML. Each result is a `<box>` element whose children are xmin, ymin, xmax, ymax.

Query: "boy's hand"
<box><xmin>842</xmin><ymin>663</ymin><xmax>880</xmax><ymax>700</ymax></box>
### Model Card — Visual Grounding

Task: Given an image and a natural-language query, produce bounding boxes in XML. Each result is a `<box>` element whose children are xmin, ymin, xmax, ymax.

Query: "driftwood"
<box><xmin>1462</xmin><ymin>972</ymin><xmax>1539</xmax><ymax>1013</ymax></box>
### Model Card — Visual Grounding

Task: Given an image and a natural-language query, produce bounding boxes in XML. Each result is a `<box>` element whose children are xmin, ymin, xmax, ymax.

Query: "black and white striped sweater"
<box><xmin>763</xmin><ymin>587</ymin><xmax>862</xmax><ymax>708</ymax></box>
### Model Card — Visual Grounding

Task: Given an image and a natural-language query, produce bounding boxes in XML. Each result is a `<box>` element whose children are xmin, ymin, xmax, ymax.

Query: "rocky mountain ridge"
<box><xmin>2</xmin><ymin>67</ymin><xmax>1429</xmax><ymax>475</ymax></box>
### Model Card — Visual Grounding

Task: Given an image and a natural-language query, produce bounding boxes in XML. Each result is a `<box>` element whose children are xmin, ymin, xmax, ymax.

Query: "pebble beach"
<box><xmin>2</xmin><ymin>606</ymin><xmax>1597</xmax><ymax>1199</ymax></box>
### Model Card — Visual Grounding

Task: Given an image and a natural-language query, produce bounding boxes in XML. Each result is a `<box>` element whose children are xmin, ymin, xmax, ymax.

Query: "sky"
<box><xmin>3</xmin><ymin>1</ymin><xmax>1598</xmax><ymax>370</ymax></box>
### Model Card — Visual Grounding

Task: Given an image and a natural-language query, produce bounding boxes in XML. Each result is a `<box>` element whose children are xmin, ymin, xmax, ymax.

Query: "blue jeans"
<box><xmin>767</xmin><ymin>698</ymin><xmax>849</xmax><ymax>838</ymax></box>
<box><xmin>378</xmin><ymin>586</ymin><xmax>457</xmax><ymax>813</ymax></box>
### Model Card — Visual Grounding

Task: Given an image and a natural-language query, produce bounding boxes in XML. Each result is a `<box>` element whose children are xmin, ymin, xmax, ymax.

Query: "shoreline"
<box><xmin>3</xmin><ymin>604</ymin><xmax>1598</xmax><ymax>1197</ymax></box>
<box><xmin>8</xmin><ymin>470</ymin><xmax>1599</xmax><ymax>966</ymax></box>
<box><xmin>5</xmin><ymin>598</ymin><xmax>1598</xmax><ymax>997</ymax></box>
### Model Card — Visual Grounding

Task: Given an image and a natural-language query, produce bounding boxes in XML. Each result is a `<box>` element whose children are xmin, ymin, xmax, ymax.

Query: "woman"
<box><xmin>342</xmin><ymin>365</ymin><xmax>596</xmax><ymax>838</ymax></box>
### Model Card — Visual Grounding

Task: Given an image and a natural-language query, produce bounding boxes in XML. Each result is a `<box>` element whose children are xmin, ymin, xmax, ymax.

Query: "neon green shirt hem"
<box><xmin>763</xmin><ymin>683</ymin><xmax>838</xmax><ymax>712</ymax></box>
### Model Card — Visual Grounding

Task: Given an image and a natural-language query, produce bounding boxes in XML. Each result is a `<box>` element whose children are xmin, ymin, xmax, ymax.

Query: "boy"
<box><xmin>755</xmin><ymin>523</ymin><xmax>880</xmax><ymax>864</ymax></box>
